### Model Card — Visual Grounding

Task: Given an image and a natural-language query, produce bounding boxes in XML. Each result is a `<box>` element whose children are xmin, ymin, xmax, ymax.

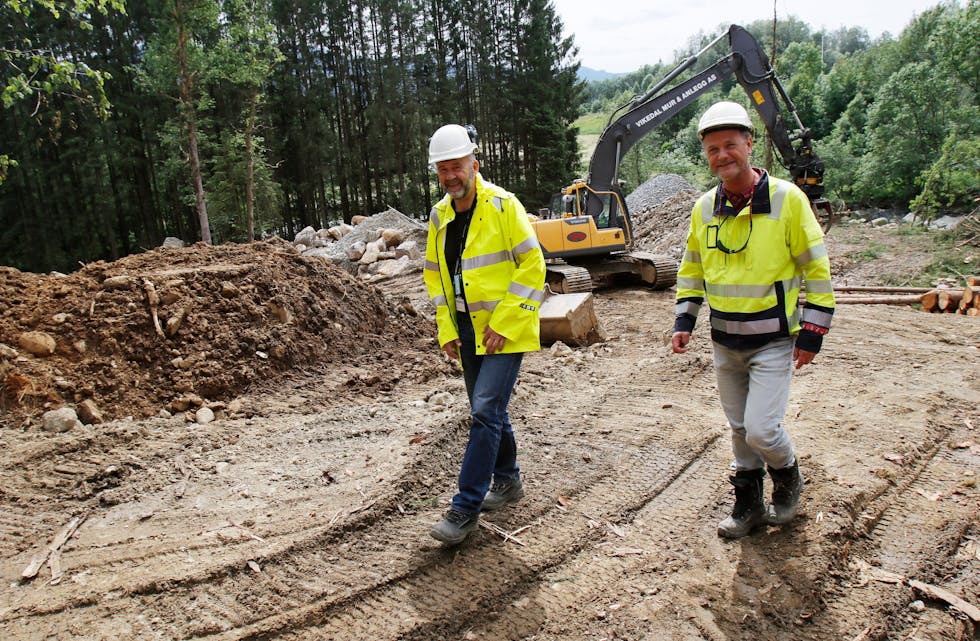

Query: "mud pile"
<box><xmin>0</xmin><ymin>239</ymin><xmax>437</xmax><ymax>425</ymax></box>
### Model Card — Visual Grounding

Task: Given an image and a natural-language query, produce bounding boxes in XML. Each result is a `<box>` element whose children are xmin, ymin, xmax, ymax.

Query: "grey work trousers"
<box><xmin>712</xmin><ymin>337</ymin><xmax>796</xmax><ymax>471</ymax></box>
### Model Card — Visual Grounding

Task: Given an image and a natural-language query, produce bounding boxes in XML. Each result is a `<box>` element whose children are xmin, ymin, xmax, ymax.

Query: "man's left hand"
<box><xmin>794</xmin><ymin>347</ymin><xmax>817</xmax><ymax>369</ymax></box>
<box><xmin>483</xmin><ymin>326</ymin><xmax>506</xmax><ymax>354</ymax></box>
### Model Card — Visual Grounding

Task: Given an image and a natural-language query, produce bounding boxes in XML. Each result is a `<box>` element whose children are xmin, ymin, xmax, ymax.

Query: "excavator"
<box><xmin>532</xmin><ymin>24</ymin><xmax>832</xmax><ymax>296</ymax></box>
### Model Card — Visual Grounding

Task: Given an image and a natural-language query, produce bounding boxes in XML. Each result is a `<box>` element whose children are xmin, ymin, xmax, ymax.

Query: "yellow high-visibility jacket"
<box><xmin>674</xmin><ymin>172</ymin><xmax>835</xmax><ymax>352</ymax></box>
<box><xmin>424</xmin><ymin>173</ymin><xmax>546</xmax><ymax>355</ymax></box>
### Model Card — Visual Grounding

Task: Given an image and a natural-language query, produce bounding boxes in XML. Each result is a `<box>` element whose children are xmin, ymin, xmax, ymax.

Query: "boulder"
<box><xmin>293</xmin><ymin>226</ymin><xmax>317</xmax><ymax>247</ymax></box>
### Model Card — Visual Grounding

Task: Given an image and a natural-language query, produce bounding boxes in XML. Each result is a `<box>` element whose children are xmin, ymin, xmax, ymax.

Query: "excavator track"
<box><xmin>545</xmin><ymin>262</ymin><xmax>593</xmax><ymax>294</ymax></box>
<box><xmin>621</xmin><ymin>251</ymin><xmax>678</xmax><ymax>290</ymax></box>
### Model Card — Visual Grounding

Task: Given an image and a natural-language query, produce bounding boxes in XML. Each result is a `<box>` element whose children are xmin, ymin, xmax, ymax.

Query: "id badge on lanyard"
<box><xmin>453</xmin><ymin>273</ymin><xmax>467</xmax><ymax>312</ymax></box>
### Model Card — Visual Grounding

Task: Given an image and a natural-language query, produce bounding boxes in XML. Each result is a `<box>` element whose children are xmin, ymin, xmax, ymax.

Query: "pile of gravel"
<box><xmin>626</xmin><ymin>174</ymin><xmax>701</xmax><ymax>258</ymax></box>
<box><xmin>625</xmin><ymin>174</ymin><xmax>697</xmax><ymax>212</ymax></box>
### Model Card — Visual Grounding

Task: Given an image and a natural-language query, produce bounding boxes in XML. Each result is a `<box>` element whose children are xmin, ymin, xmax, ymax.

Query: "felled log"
<box><xmin>920</xmin><ymin>289</ymin><xmax>939</xmax><ymax>312</ymax></box>
<box><xmin>832</xmin><ymin>285</ymin><xmax>933</xmax><ymax>294</ymax></box>
<box><xmin>938</xmin><ymin>290</ymin><xmax>963</xmax><ymax>312</ymax></box>
<box><xmin>833</xmin><ymin>295</ymin><xmax>925</xmax><ymax>305</ymax></box>
<box><xmin>959</xmin><ymin>285</ymin><xmax>979</xmax><ymax>310</ymax></box>
<box><xmin>801</xmin><ymin>294</ymin><xmax>925</xmax><ymax>306</ymax></box>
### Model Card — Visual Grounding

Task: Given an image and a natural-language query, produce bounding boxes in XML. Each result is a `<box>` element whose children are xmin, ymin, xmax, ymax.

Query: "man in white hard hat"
<box><xmin>671</xmin><ymin>101</ymin><xmax>835</xmax><ymax>538</ymax></box>
<box><xmin>423</xmin><ymin>123</ymin><xmax>546</xmax><ymax>545</ymax></box>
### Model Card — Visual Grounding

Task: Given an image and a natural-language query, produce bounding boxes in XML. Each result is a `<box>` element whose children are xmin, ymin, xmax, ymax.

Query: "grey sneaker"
<box><xmin>430</xmin><ymin>509</ymin><xmax>479</xmax><ymax>545</ymax></box>
<box><xmin>481</xmin><ymin>475</ymin><xmax>525</xmax><ymax>511</ymax></box>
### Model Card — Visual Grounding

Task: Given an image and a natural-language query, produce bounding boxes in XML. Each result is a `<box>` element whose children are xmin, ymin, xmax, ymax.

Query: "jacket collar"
<box><xmin>713</xmin><ymin>169</ymin><xmax>771</xmax><ymax>217</ymax></box>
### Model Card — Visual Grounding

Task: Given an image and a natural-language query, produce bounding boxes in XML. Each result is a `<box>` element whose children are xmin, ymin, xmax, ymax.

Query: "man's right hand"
<box><xmin>442</xmin><ymin>339</ymin><xmax>462</xmax><ymax>360</ymax></box>
<box><xmin>671</xmin><ymin>332</ymin><xmax>691</xmax><ymax>354</ymax></box>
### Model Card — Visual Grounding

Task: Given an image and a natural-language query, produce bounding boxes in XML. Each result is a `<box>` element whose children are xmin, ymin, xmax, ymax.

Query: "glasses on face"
<box><xmin>706</xmin><ymin>214</ymin><xmax>753</xmax><ymax>254</ymax></box>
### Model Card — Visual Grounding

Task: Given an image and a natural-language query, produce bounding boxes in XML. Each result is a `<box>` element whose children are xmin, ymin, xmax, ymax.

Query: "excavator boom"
<box><xmin>535</xmin><ymin>24</ymin><xmax>831</xmax><ymax>345</ymax></box>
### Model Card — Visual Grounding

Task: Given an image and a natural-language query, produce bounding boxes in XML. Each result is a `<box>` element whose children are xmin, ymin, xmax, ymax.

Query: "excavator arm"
<box><xmin>583</xmin><ymin>25</ymin><xmax>827</xmax><ymax>220</ymax></box>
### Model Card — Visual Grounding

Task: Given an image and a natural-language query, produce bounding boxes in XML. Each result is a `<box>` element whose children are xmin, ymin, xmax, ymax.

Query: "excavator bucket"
<box><xmin>539</xmin><ymin>292</ymin><xmax>606</xmax><ymax>347</ymax></box>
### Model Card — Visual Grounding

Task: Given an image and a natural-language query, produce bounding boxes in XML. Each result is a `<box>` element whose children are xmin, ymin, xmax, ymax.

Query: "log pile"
<box><xmin>800</xmin><ymin>278</ymin><xmax>980</xmax><ymax>315</ymax></box>
<box><xmin>920</xmin><ymin>276</ymin><xmax>980</xmax><ymax>315</ymax></box>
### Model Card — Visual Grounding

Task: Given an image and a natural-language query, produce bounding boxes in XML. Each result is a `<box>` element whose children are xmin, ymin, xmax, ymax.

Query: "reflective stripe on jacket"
<box><xmin>423</xmin><ymin>173</ymin><xmax>546</xmax><ymax>355</ymax></box>
<box><xmin>674</xmin><ymin>172</ymin><xmax>835</xmax><ymax>350</ymax></box>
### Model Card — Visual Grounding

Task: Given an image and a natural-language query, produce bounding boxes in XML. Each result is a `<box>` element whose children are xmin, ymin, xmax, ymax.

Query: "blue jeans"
<box><xmin>712</xmin><ymin>337</ymin><xmax>796</xmax><ymax>471</ymax></box>
<box><xmin>452</xmin><ymin>312</ymin><xmax>523</xmax><ymax>514</ymax></box>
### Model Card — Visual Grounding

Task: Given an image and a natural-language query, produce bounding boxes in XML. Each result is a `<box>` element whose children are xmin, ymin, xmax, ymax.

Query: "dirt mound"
<box><xmin>0</xmin><ymin>239</ymin><xmax>437</xmax><ymax>425</ymax></box>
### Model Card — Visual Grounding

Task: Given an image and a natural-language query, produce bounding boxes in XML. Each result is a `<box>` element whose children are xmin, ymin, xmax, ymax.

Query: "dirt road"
<box><xmin>2</xmin><ymin>263</ymin><xmax>978</xmax><ymax>639</ymax></box>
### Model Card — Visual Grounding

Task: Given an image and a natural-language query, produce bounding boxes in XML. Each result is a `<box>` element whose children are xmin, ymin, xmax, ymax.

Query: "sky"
<box><xmin>550</xmin><ymin>0</ymin><xmax>946</xmax><ymax>73</ymax></box>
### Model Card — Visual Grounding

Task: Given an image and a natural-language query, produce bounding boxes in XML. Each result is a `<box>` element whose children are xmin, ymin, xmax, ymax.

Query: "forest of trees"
<box><xmin>0</xmin><ymin>0</ymin><xmax>976</xmax><ymax>274</ymax></box>
<box><xmin>583</xmin><ymin>2</ymin><xmax>977</xmax><ymax>219</ymax></box>
<box><xmin>0</xmin><ymin>0</ymin><xmax>582</xmax><ymax>272</ymax></box>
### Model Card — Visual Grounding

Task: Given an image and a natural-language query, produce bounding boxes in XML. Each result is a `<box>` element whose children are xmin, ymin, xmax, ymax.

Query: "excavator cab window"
<box><xmin>595</xmin><ymin>195</ymin><xmax>611</xmax><ymax>228</ymax></box>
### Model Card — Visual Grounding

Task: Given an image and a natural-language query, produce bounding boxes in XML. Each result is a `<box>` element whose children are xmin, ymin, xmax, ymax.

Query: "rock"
<box><xmin>427</xmin><ymin>391</ymin><xmax>453</xmax><ymax>409</ymax></box>
<box><xmin>550</xmin><ymin>341</ymin><xmax>574</xmax><ymax>357</ymax></box>
<box><xmin>42</xmin><ymin>407</ymin><xmax>82</xmax><ymax>432</ymax></box>
<box><xmin>221</xmin><ymin>281</ymin><xmax>241</xmax><ymax>298</ymax></box>
<box><xmin>395</xmin><ymin>240</ymin><xmax>421</xmax><ymax>260</ymax></box>
<box><xmin>52</xmin><ymin>313</ymin><xmax>70</xmax><ymax>323</ymax></box>
<box><xmin>347</xmin><ymin>241</ymin><xmax>366</xmax><ymax>261</ymax></box>
<box><xmin>162</xmin><ymin>237</ymin><xmax>186</xmax><ymax>248</ymax></box>
<box><xmin>928</xmin><ymin>215</ymin><xmax>964</xmax><ymax>230</ymax></box>
<box><xmin>0</xmin><ymin>343</ymin><xmax>18</xmax><ymax>359</ymax></box>
<box><xmin>351</xmin><ymin>215</ymin><xmax>369</xmax><ymax>225</ymax></box>
<box><xmin>100</xmin><ymin>275</ymin><xmax>132</xmax><ymax>290</ymax></box>
<box><xmin>214</xmin><ymin>461</ymin><xmax>230</xmax><ymax>474</ymax></box>
<box><xmin>871</xmin><ymin>217</ymin><xmax>890</xmax><ymax>227</ymax></box>
<box><xmin>18</xmin><ymin>331</ymin><xmax>56</xmax><ymax>356</ymax></box>
<box><xmin>78</xmin><ymin>399</ymin><xmax>105</xmax><ymax>424</ymax></box>
<box><xmin>73</xmin><ymin>340</ymin><xmax>88</xmax><ymax>354</ymax></box>
<box><xmin>195</xmin><ymin>406</ymin><xmax>215</xmax><ymax>424</ymax></box>
<box><xmin>380</xmin><ymin>228</ymin><xmax>404</xmax><ymax>247</ymax></box>
<box><xmin>294</xmin><ymin>226</ymin><xmax>317</xmax><ymax>246</ymax></box>
<box><xmin>360</xmin><ymin>242</ymin><xmax>381</xmax><ymax>264</ymax></box>
<box><xmin>372</xmin><ymin>256</ymin><xmax>413</xmax><ymax>278</ymax></box>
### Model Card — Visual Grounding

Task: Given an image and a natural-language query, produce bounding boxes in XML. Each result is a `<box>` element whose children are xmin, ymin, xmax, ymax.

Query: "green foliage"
<box><xmin>1</xmin><ymin>0</ymin><xmax>977</xmax><ymax>273</ymax></box>
<box><xmin>206</xmin><ymin>129</ymin><xmax>283</xmax><ymax>242</ymax></box>
<box><xmin>910</xmin><ymin>129</ymin><xmax>980</xmax><ymax>216</ymax></box>
<box><xmin>0</xmin><ymin>0</ymin><xmax>126</xmax><ymax>185</ymax></box>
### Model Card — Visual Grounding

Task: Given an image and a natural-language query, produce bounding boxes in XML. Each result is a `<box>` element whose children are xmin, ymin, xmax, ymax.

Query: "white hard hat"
<box><xmin>697</xmin><ymin>101</ymin><xmax>753</xmax><ymax>139</ymax></box>
<box><xmin>428</xmin><ymin>124</ymin><xmax>478</xmax><ymax>164</ymax></box>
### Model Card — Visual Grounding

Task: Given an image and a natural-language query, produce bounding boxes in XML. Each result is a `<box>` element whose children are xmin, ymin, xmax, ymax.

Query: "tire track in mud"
<box><xmin>0</xmin><ymin>404</ymin><xmax>473</xmax><ymax>632</ymax></box>
<box><xmin>204</xmin><ymin>344</ymin><xmax>724</xmax><ymax>641</ymax></box>
<box><xmin>793</xmin><ymin>427</ymin><xmax>980</xmax><ymax>640</ymax></box>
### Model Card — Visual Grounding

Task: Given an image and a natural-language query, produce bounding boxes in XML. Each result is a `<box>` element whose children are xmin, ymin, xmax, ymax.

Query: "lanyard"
<box><xmin>453</xmin><ymin>199</ymin><xmax>475</xmax><ymax>276</ymax></box>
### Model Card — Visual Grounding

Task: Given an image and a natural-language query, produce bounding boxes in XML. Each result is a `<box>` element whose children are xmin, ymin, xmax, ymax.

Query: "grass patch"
<box><xmin>574</xmin><ymin>111</ymin><xmax>609</xmax><ymax>136</ymax></box>
<box><xmin>854</xmin><ymin>240</ymin><xmax>887</xmax><ymax>261</ymax></box>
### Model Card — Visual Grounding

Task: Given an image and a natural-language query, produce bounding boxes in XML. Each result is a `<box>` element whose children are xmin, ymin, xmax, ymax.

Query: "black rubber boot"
<box><xmin>717</xmin><ymin>468</ymin><xmax>766</xmax><ymax>539</ymax></box>
<box><xmin>767</xmin><ymin>459</ymin><xmax>803</xmax><ymax>525</ymax></box>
